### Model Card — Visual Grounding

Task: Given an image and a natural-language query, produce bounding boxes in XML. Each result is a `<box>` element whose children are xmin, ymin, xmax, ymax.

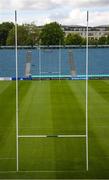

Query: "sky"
<box><xmin>0</xmin><ymin>0</ymin><xmax>109</xmax><ymax>26</ymax></box>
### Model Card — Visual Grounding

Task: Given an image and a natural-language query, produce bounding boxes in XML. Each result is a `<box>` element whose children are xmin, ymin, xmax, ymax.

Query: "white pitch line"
<box><xmin>0</xmin><ymin>158</ymin><xmax>16</xmax><ymax>160</ymax></box>
<box><xmin>18</xmin><ymin>135</ymin><xmax>86</xmax><ymax>138</ymax></box>
<box><xmin>0</xmin><ymin>171</ymin><xmax>17</xmax><ymax>173</ymax></box>
<box><xmin>0</xmin><ymin>170</ymin><xmax>85</xmax><ymax>173</ymax></box>
<box><xmin>18</xmin><ymin>170</ymin><xmax>84</xmax><ymax>173</ymax></box>
<box><xmin>58</xmin><ymin>135</ymin><xmax>86</xmax><ymax>138</ymax></box>
<box><xmin>18</xmin><ymin>135</ymin><xmax>47</xmax><ymax>138</ymax></box>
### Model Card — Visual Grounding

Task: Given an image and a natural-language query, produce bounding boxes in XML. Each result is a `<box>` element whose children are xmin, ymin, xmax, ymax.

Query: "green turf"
<box><xmin>0</xmin><ymin>80</ymin><xmax>109</xmax><ymax>179</ymax></box>
<box><xmin>19</xmin><ymin>80</ymin><xmax>85</xmax><ymax>135</ymax></box>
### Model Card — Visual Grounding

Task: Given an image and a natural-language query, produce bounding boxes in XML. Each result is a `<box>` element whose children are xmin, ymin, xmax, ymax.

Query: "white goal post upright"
<box><xmin>15</xmin><ymin>10</ymin><xmax>19</xmax><ymax>172</ymax></box>
<box><xmin>59</xmin><ymin>41</ymin><xmax>61</xmax><ymax>80</ymax></box>
<box><xmin>86</xmin><ymin>11</ymin><xmax>89</xmax><ymax>171</ymax></box>
<box><xmin>38</xmin><ymin>41</ymin><xmax>41</xmax><ymax>80</ymax></box>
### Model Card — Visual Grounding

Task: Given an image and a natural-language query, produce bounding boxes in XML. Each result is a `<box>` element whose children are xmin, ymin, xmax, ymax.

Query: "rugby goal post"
<box><xmin>15</xmin><ymin>10</ymin><xmax>89</xmax><ymax>172</ymax></box>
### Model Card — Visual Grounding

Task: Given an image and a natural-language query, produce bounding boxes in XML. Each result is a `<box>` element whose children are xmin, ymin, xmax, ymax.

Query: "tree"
<box><xmin>40</xmin><ymin>22</ymin><xmax>65</xmax><ymax>45</ymax></box>
<box><xmin>81</xmin><ymin>38</ymin><xmax>86</xmax><ymax>45</ymax></box>
<box><xmin>88</xmin><ymin>38</ymin><xmax>98</xmax><ymax>45</ymax></box>
<box><xmin>7</xmin><ymin>25</ymin><xmax>29</xmax><ymax>45</ymax></box>
<box><xmin>24</xmin><ymin>23</ymin><xmax>40</xmax><ymax>45</ymax></box>
<box><xmin>98</xmin><ymin>36</ymin><xmax>107</xmax><ymax>45</ymax></box>
<box><xmin>0</xmin><ymin>22</ymin><xmax>14</xmax><ymax>45</ymax></box>
<box><xmin>65</xmin><ymin>33</ymin><xmax>83</xmax><ymax>45</ymax></box>
<box><xmin>7</xmin><ymin>23</ymin><xmax>40</xmax><ymax>46</ymax></box>
<box><xmin>106</xmin><ymin>35</ymin><xmax>109</xmax><ymax>44</ymax></box>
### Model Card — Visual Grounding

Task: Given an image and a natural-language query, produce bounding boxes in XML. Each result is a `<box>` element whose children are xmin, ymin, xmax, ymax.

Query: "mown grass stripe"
<box><xmin>0</xmin><ymin>81</ymin><xmax>12</xmax><ymax>95</ymax></box>
<box><xmin>89</xmin><ymin>80</ymin><xmax>109</xmax><ymax>103</ymax></box>
<box><xmin>50</xmin><ymin>80</ymin><xmax>86</xmax><ymax>135</ymax></box>
<box><xmin>19</xmin><ymin>81</ymin><xmax>52</xmax><ymax>135</ymax></box>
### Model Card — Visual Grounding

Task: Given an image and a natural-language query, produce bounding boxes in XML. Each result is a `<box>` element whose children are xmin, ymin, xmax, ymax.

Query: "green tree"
<box><xmin>7</xmin><ymin>25</ymin><xmax>29</xmax><ymax>45</ymax></box>
<box><xmin>40</xmin><ymin>22</ymin><xmax>65</xmax><ymax>45</ymax></box>
<box><xmin>0</xmin><ymin>22</ymin><xmax>14</xmax><ymax>45</ymax></box>
<box><xmin>106</xmin><ymin>35</ymin><xmax>109</xmax><ymax>44</ymax></box>
<box><xmin>98</xmin><ymin>36</ymin><xmax>107</xmax><ymax>45</ymax></box>
<box><xmin>7</xmin><ymin>23</ymin><xmax>40</xmax><ymax>46</ymax></box>
<box><xmin>24</xmin><ymin>23</ymin><xmax>40</xmax><ymax>46</ymax></box>
<box><xmin>65</xmin><ymin>33</ymin><xmax>83</xmax><ymax>45</ymax></box>
<box><xmin>81</xmin><ymin>38</ymin><xmax>86</xmax><ymax>45</ymax></box>
<box><xmin>88</xmin><ymin>38</ymin><xmax>98</xmax><ymax>45</ymax></box>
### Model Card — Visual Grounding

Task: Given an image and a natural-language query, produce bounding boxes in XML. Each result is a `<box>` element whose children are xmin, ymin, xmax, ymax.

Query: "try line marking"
<box><xmin>18</xmin><ymin>135</ymin><xmax>86</xmax><ymax>138</ymax></box>
<box><xmin>0</xmin><ymin>170</ymin><xmax>86</xmax><ymax>174</ymax></box>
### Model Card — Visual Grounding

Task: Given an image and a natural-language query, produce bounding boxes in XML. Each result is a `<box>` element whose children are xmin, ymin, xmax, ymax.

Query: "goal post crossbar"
<box><xmin>18</xmin><ymin>135</ymin><xmax>86</xmax><ymax>138</ymax></box>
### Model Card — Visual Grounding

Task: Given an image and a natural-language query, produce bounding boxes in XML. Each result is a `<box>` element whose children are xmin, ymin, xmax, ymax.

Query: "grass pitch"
<box><xmin>0</xmin><ymin>80</ymin><xmax>109</xmax><ymax>179</ymax></box>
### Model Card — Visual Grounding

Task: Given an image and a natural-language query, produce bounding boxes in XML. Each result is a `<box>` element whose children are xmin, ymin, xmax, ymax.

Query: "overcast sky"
<box><xmin>0</xmin><ymin>0</ymin><xmax>109</xmax><ymax>26</ymax></box>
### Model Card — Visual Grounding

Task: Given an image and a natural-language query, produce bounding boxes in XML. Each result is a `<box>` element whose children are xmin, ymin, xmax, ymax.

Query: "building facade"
<box><xmin>62</xmin><ymin>25</ymin><xmax>109</xmax><ymax>39</ymax></box>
